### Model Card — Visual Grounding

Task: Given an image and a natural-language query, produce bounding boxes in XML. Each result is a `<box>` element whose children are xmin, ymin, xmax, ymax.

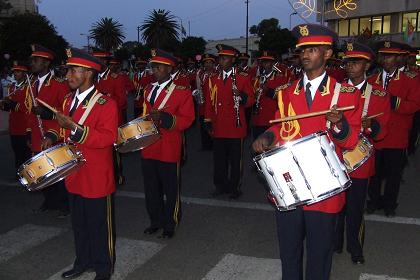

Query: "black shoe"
<box><xmin>159</xmin><ymin>230</ymin><xmax>174</xmax><ymax>239</ymax></box>
<box><xmin>61</xmin><ymin>268</ymin><xmax>87</xmax><ymax>279</ymax></box>
<box><xmin>334</xmin><ymin>248</ymin><xmax>343</xmax><ymax>254</ymax></box>
<box><xmin>229</xmin><ymin>190</ymin><xmax>242</xmax><ymax>200</ymax></box>
<box><xmin>33</xmin><ymin>203</ymin><xmax>49</xmax><ymax>213</ymax></box>
<box><xmin>57</xmin><ymin>210</ymin><xmax>70</xmax><ymax>219</ymax></box>
<box><xmin>144</xmin><ymin>226</ymin><xmax>160</xmax><ymax>235</ymax></box>
<box><xmin>210</xmin><ymin>190</ymin><xmax>225</xmax><ymax>197</ymax></box>
<box><xmin>351</xmin><ymin>255</ymin><xmax>365</xmax><ymax>265</ymax></box>
<box><xmin>94</xmin><ymin>274</ymin><xmax>110</xmax><ymax>280</ymax></box>
<box><xmin>385</xmin><ymin>208</ymin><xmax>396</xmax><ymax>218</ymax></box>
<box><xmin>365</xmin><ymin>204</ymin><xmax>376</xmax><ymax>214</ymax></box>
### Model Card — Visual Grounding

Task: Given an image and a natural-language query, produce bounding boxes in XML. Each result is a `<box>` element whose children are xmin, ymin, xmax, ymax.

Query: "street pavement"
<box><xmin>0</xmin><ymin>106</ymin><xmax>419</xmax><ymax>280</ymax></box>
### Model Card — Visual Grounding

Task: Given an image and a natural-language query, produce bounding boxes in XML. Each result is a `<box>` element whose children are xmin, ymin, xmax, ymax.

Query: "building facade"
<box><xmin>205</xmin><ymin>36</ymin><xmax>260</xmax><ymax>58</ymax></box>
<box><xmin>0</xmin><ymin>0</ymin><xmax>38</xmax><ymax>18</ymax></box>
<box><xmin>317</xmin><ymin>0</ymin><xmax>420</xmax><ymax>47</ymax></box>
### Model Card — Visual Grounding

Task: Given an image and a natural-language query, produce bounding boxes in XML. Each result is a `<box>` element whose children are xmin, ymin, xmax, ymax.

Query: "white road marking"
<box><xmin>117</xmin><ymin>190</ymin><xmax>420</xmax><ymax>226</ymax></box>
<box><xmin>0</xmin><ymin>224</ymin><xmax>65</xmax><ymax>263</ymax></box>
<box><xmin>202</xmin><ymin>253</ymin><xmax>282</xmax><ymax>280</ymax></box>
<box><xmin>46</xmin><ymin>238</ymin><xmax>165</xmax><ymax>280</ymax></box>
<box><xmin>359</xmin><ymin>273</ymin><xmax>419</xmax><ymax>280</ymax></box>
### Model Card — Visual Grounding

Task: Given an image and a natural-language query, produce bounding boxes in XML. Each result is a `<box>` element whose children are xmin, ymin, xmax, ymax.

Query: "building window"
<box><xmin>338</xmin><ymin>19</ymin><xmax>349</xmax><ymax>36</ymax></box>
<box><xmin>402</xmin><ymin>12</ymin><xmax>418</xmax><ymax>32</ymax></box>
<box><xmin>383</xmin><ymin>15</ymin><xmax>391</xmax><ymax>34</ymax></box>
<box><xmin>371</xmin><ymin>16</ymin><xmax>382</xmax><ymax>34</ymax></box>
<box><xmin>359</xmin><ymin>17</ymin><xmax>371</xmax><ymax>35</ymax></box>
<box><xmin>349</xmin><ymin>18</ymin><xmax>359</xmax><ymax>36</ymax></box>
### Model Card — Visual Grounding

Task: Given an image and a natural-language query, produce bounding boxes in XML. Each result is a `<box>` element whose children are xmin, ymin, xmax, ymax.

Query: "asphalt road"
<box><xmin>0</xmin><ymin>110</ymin><xmax>419</xmax><ymax>280</ymax></box>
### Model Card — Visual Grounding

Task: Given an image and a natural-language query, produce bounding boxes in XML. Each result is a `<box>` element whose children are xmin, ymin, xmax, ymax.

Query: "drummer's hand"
<box><xmin>232</xmin><ymin>88</ymin><xmax>241</xmax><ymax>96</ymax></box>
<box><xmin>56</xmin><ymin>112</ymin><xmax>77</xmax><ymax>130</ymax></box>
<box><xmin>252</xmin><ymin>132</ymin><xmax>274</xmax><ymax>153</ymax></box>
<box><xmin>361</xmin><ymin>117</ymin><xmax>371</xmax><ymax>129</ymax></box>
<box><xmin>41</xmin><ymin>137</ymin><xmax>53</xmax><ymax>150</ymax></box>
<box><xmin>326</xmin><ymin>105</ymin><xmax>343</xmax><ymax>128</ymax></box>
<box><xmin>31</xmin><ymin>106</ymin><xmax>43</xmax><ymax>115</ymax></box>
<box><xmin>149</xmin><ymin>109</ymin><xmax>161</xmax><ymax>122</ymax></box>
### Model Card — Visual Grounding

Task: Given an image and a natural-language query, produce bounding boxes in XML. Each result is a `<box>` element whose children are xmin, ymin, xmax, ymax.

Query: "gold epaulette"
<box><xmin>53</xmin><ymin>76</ymin><xmax>65</xmax><ymax>83</ymax></box>
<box><xmin>175</xmin><ymin>85</ymin><xmax>188</xmax><ymax>90</ymax></box>
<box><xmin>238</xmin><ymin>71</ymin><xmax>248</xmax><ymax>77</ymax></box>
<box><xmin>275</xmin><ymin>83</ymin><xmax>290</xmax><ymax>92</ymax></box>
<box><xmin>110</xmin><ymin>73</ymin><xmax>119</xmax><ymax>79</ymax></box>
<box><xmin>372</xmin><ymin>89</ymin><xmax>387</xmax><ymax>97</ymax></box>
<box><xmin>405</xmin><ymin>71</ymin><xmax>418</xmax><ymax>79</ymax></box>
<box><xmin>340</xmin><ymin>85</ymin><xmax>357</xmax><ymax>93</ymax></box>
<box><xmin>97</xmin><ymin>97</ymin><xmax>107</xmax><ymax>105</ymax></box>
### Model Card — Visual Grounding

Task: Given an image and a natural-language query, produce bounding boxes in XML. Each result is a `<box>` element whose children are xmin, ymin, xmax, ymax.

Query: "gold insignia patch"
<box><xmin>347</xmin><ymin>43</ymin><xmax>353</xmax><ymax>52</ymax></box>
<box><xmin>372</xmin><ymin>89</ymin><xmax>386</xmax><ymax>97</ymax></box>
<box><xmin>405</xmin><ymin>71</ymin><xmax>418</xmax><ymax>79</ymax></box>
<box><xmin>340</xmin><ymin>86</ymin><xmax>356</xmax><ymax>93</ymax></box>
<box><xmin>299</xmin><ymin>25</ymin><xmax>309</xmax><ymax>36</ymax></box>
<box><xmin>151</xmin><ymin>49</ymin><xmax>157</xmax><ymax>57</ymax></box>
<box><xmin>216</xmin><ymin>44</ymin><xmax>222</xmax><ymax>51</ymax></box>
<box><xmin>175</xmin><ymin>85</ymin><xmax>187</xmax><ymax>90</ymax></box>
<box><xmin>30</xmin><ymin>44</ymin><xmax>35</xmax><ymax>52</ymax></box>
<box><xmin>66</xmin><ymin>48</ymin><xmax>72</xmax><ymax>58</ymax></box>
<box><xmin>239</xmin><ymin>71</ymin><xmax>248</xmax><ymax>76</ymax></box>
<box><xmin>263</xmin><ymin>51</ymin><xmax>268</xmax><ymax>56</ymax></box>
<box><xmin>384</xmin><ymin>41</ymin><xmax>391</xmax><ymax>48</ymax></box>
<box><xmin>97</xmin><ymin>97</ymin><xmax>107</xmax><ymax>105</ymax></box>
<box><xmin>13</xmin><ymin>60</ymin><xmax>18</xmax><ymax>66</ymax></box>
<box><xmin>320</xmin><ymin>85</ymin><xmax>329</xmax><ymax>96</ymax></box>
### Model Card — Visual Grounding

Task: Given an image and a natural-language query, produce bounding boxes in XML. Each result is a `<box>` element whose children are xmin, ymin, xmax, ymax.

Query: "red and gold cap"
<box><xmin>216</xmin><ymin>44</ymin><xmax>239</xmax><ymax>57</ymax></box>
<box><xmin>258</xmin><ymin>50</ymin><xmax>276</xmax><ymax>61</ymax></box>
<box><xmin>92</xmin><ymin>51</ymin><xmax>112</xmax><ymax>58</ymax></box>
<box><xmin>149</xmin><ymin>49</ymin><xmax>177</xmax><ymax>66</ymax></box>
<box><xmin>292</xmin><ymin>24</ymin><xmax>338</xmax><ymax>48</ymax></box>
<box><xmin>343</xmin><ymin>42</ymin><xmax>374</xmax><ymax>61</ymax></box>
<box><xmin>66</xmin><ymin>48</ymin><xmax>105</xmax><ymax>72</ymax></box>
<box><xmin>109</xmin><ymin>58</ymin><xmax>120</xmax><ymax>65</ymax></box>
<box><xmin>11</xmin><ymin>60</ymin><xmax>28</xmax><ymax>72</ymax></box>
<box><xmin>238</xmin><ymin>52</ymin><xmax>250</xmax><ymax>60</ymax></box>
<box><xmin>377</xmin><ymin>41</ymin><xmax>404</xmax><ymax>54</ymax></box>
<box><xmin>30</xmin><ymin>44</ymin><xmax>55</xmax><ymax>60</ymax></box>
<box><xmin>202</xmin><ymin>53</ymin><xmax>217</xmax><ymax>62</ymax></box>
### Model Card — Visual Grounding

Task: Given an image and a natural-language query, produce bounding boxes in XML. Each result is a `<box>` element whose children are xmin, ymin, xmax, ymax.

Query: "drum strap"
<box><xmin>362</xmin><ymin>83</ymin><xmax>372</xmax><ymax>119</ymax></box>
<box><xmin>78</xmin><ymin>92</ymin><xmax>103</xmax><ymax>125</ymax></box>
<box><xmin>326</xmin><ymin>82</ymin><xmax>341</xmax><ymax>129</ymax></box>
<box><xmin>157</xmin><ymin>83</ymin><xmax>176</xmax><ymax>110</ymax></box>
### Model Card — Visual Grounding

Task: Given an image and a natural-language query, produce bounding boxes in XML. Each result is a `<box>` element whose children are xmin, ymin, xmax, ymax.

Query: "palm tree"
<box><xmin>90</xmin><ymin>17</ymin><xmax>126</xmax><ymax>52</ymax></box>
<box><xmin>140</xmin><ymin>9</ymin><xmax>180</xmax><ymax>49</ymax></box>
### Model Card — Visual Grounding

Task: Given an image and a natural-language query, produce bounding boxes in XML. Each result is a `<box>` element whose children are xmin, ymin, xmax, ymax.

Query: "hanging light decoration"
<box><xmin>289</xmin><ymin>0</ymin><xmax>358</xmax><ymax>19</ymax></box>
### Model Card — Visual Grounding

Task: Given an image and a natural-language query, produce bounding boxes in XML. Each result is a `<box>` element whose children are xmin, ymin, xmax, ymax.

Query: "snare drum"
<box><xmin>18</xmin><ymin>143</ymin><xmax>84</xmax><ymax>191</ymax></box>
<box><xmin>115</xmin><ymin>116</ymin><xmax>160</xmax><ymax>153</ymax></box>
<box><xmin>342</xmin><ymin>134</ymin><xmax>373</xmax><ymax>172</ymax></box>
<box><xmin>254</xmin><ymin>131</ymin><xmax>351</xmax><ymax>211</ymax></box>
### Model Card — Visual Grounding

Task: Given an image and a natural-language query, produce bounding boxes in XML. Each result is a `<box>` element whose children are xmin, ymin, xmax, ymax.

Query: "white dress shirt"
<box><xmin>37</xmin><ymin>71</ymin><xmax>51</xmax><ymax>92</ymax></box>
<box><xmin>70</xmin><ymin>85</ymin><xmax>95</xmax><ymax>110</ymax></box>
<box><xmin>223</xmin><ymin>69</ymin><xmax>233</xmax><ymax>80</ymax></box>
<box><xmin>303</xmin><ymin>71</ymin><xmax>327</xmax><ymax>100</ymax></box>
<box><xmin>148</xmin><ymin>78</ymin><xmax>172</xmax><ymax>102</ymax></box>
<box><xmin>382</xmin><ymin>69</ymin><xmax>397</xmax><ymax>88</ymax></box>
<box><xmin>348</xmin><ymin>79</ymin><xmax>366</xmax><ymax>90</ymax></box>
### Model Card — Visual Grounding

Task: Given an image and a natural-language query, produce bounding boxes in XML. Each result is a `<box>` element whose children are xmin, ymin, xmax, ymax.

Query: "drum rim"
<box><xmin>254</xmin><ymin>130</ymin><xmax>327</xmax><ymax>161</ymax></box>
<box><xmin>17</xmin><ymin>142</ymin><xmax>79</xmax><ymax>173</ymax></box>
<box><xmin>119</xmin><ymin>116</ymin><xmax>156</xmax><ymax>129</ymax></box>
<box><xmin>115</xmin><ymin>133</ymin><xmax>161</xmax><ymax>152</ymax></box>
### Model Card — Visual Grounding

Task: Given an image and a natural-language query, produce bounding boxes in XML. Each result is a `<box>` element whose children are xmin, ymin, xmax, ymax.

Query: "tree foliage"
<box><xmin>90</xmin><ymin>17</ymin><xmax>126</xmax><ymax>52</ymax></box>
<box><xmin>0</xmin><ymin>0</ymin><xmax>12</xmax><ymax>14</ymax></box>
<box><xmin>0</xmin><ymin>12</ymin><xmax>68</xmax><ymax>63</ymax></box>
<box><xmin>178</xmin><ymin>36</ymin><xmax>206</xmax><ymax>59</ymax></box>
<box><xmin>250</xmin><ymin>18</ymin><xmax>296</xmax><ymax>56</ymax></box>
<box><xmin>113</xmin><ymin>41</ymin><xmax>150</xmax><ymax>61</ymax></box>
<box><xmin>140</xmin><ymin>9</ymin><xmax>180</xmax><ymax>51</ymax></box>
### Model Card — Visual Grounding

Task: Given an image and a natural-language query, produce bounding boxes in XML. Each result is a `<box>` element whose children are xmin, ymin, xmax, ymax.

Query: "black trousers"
<box><xmin>276</xmin><ymin>208</ymin><xmax>337</xmax><ymax>280</ymax></box>
<box><xmin>252</xmin><ymin>125</ymin><xmax>269</xmax><ymax>141</ymax></box>
<box><xmin>213</xmin><ymin>138</ymin><xmax>243</xmax><ymax>194</ymax></box>
<box><xmin>368</xmin><ymin>149</ymin><xmax>405</xmax><ymax>211</ymax></box>
<box><xmin>69</xmin><ymin>193</ymin><xmax>115</xmax><ymax>277</ymax></box>
<box><xmin>334</xmin><ymin>178</ymin><xmax>368</xmax><ymax>257</ymax></box>
<box><xmin>10</xmin><ymin>135</ymin><xmax>31</xmax><ymax>171</ymax></box>
<box><xmin>141</xmin><ymin>159</ymin><xmax>181</xmax><ymax>231</ymax></box>
<box><xmin>199</xmin><ymin>116</ymin><xmax>213</xmax><ymax>150</ymax></box>
<box><xmin>42</xmin><ymin>180</ymin><xmax>69</xmax><ymax>211</ymax></box>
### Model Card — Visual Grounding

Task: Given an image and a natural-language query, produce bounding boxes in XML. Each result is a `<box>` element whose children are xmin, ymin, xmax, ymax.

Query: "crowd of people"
<box><xmin>0</xmin><ymin>23</ymin><xmax>419</xmax><ymax>280</ymax></box>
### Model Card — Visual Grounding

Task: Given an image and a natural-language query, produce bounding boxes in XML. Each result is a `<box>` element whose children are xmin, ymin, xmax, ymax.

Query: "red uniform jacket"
<box><xmin>172</xmin><ymin>71</ymin><xmax>192</xmax><ymax>88</ymax></box>
<box><xmin>267</xmin><ymin>75</ymin><xmax>362</xmax><ymax>213</ymax></box>
<box><xmin>7</xmin><ymin>82</ymin><xmax>31</xmax><ymax>135</ymax></box>
<box><xmin>348</xmin><ymin>81</ymin><xmax>390</xmax><ymax>179</ymax></box>
<box><xmin>368</xmin><ymin>70</ymin><xmax>420</xmax><ymax>149</ymax></box>
<box><xmin>133</xmin><ymin>71</ymin><xmax>154</xmax><ymax>112</ymax></box>
<box><xmin>96</xmin><ymin>68</ymin><xmax>127</xmax><ymax>125</ymax></box>
<box><xmin>28</xmin><ymin>73</ymin><xmax>69</xmax><ymax>152</ymax></box>
<box><xmin>62</xmin><ymin>89</ymin><xmax>118</xmax><ymax>198</ymax></box>
<box><xmin>252</xmin><ymin>72</ymin><xmax>289</xmax><ymax>127</ymax></box>
<box><xmin>204</xmin><ymin>69</ymin><xmax>255</xmax><ymax>138</ymax></box>
<box><xmin>141</xmin><ymin>82</ymin><xmax>195</xmax><ymax>163</ymax></box>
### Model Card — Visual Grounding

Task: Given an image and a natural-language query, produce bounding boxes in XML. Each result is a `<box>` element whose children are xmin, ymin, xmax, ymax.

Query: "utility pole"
<box><xmin>137</xmin><ymin>26</ymin><xmax>140</xmax><ymax>43</ymax></box>
<box><xmin>320</xmin><ymin>0</ymin><xmax>325</xmax><ymax>25</ymax></box>
<box><xmin>245</xmin><ymin>0</ymin><xmax>249</xmax><ymax>55</ymax></box>
<box><xmin>188</xmin><ymin>20</ymin><xmax>191</xmax><ymax>37</ymax></box>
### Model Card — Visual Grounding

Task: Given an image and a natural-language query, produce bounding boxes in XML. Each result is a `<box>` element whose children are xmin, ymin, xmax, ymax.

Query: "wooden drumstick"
<box><xmin>365</xmin><ymin>112</ymin><xmax>384</xmax><ymax>119</ymax></box>
<box><xmin>36</xmin><ymin>98</ymin><xmax>58</xmax><ymax>114</ymax></box>
<box><xmin>269</xmin><ymin>105</ymin><xmax>355</xmax><ymax>124</ymax></box>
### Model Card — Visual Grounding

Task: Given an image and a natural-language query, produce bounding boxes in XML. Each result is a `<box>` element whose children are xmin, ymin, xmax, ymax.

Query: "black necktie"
<box><xmin>384</xmin><ymin>73</ymin><xmax>391</xmax><ymax>90</ymax></box>
<box><xmin>305</xmin><ymin>82</ymin><xmax>312</xmax><ymax>109</ymax></box>
<box><xmin>149</xmin><ymin>85</ymin><xmax>159</xmax><ymax>106</ymax></box>
<box><xmin>223</xmin><ymin>74</ymin><xmax>228</xmax><ymax>84</ymax></box>
<box><xmin>69</xmin><ymin>97</ymin><xmax>79</xmax><ymax>116</ymax></box>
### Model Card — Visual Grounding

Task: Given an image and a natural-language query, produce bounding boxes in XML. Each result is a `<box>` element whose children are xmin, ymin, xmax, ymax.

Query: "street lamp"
<box><xmin>80</xmin><ymin>33</ymin><xmax>91</xmax><ymax>52</ymax></box>
<box><xmin>174</xmin><ymin>16</ymin><xmax>187</xmax><ymax>38</ymax></box>
<box><xmin>289</xmin><ymin>12</ymin><xmax>298</xmax><ymax>30</ymax></box>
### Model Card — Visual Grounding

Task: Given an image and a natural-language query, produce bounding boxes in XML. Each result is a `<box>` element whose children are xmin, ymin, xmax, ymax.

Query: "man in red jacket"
<box><xmin>0</xmin><ymin>61</ymin><xmax>31</xmax><ymax>170</ymax></box>
<box><xmin>367</xmin><ymin>41</ymin><xmax>420</xmax><ymax>217</ymax></box>
<box><xmin>334</xmin><ymin>42</ymin><xmax>390</xmax><ymax>265</ymax></box>
<box><xmin>44</xmin><ymin>48</ymin><xmax>118</xmax><ymax>280</ymax></box>
<box><xmin>253</xmin><ymin>24</ymin><xmax>362</xmax><ymax>280</ymax></box>
<box><xmin>141</xmin><ymin>49</ymin><xmax>195</xmax><ymax>239</ymax></box>
<box><xmin>203</xmin><ymin>44</ymin><xmax>254</xmax><ymax>199</ymax></box>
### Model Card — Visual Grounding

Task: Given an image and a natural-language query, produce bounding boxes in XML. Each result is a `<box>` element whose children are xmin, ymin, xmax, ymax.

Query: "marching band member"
<box><xmin>133</xmin><ymin>57</ymin><xmax>154</xmax><ymax>117</ymax></box>
<box><xmin>253</xmin><ymin>24</ymin><xmax>362</xmax><ymax>279</ymax></box>
<box><xmin>141</xmin><ymin>49</ymin><xmax>195</xmax><ymax>239</ymax></box>
<box><xmin>367</xmin><ymin>41</ymin><xmax>420</xmax><ymax>217</ymax></box>
<box><xmin>203</xmin><ymin>44</ymin><xmax>254</xmax><ymax>199</ymax></box>
<box><xmin>43</xmin><ymin>48</ymin><xmax>118</xmax><ymax>280</ymax></box>
<box><xmin>334</xmin><ymin>42</ymin><xmax>390</xmax><ymax>265</ymax></box>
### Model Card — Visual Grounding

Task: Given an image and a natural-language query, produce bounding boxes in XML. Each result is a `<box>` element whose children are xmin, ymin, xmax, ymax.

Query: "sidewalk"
<box><xmin>0</xmin><ymin>111</ymin><xmax>8</xmax><ymax>135</ymax></box>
